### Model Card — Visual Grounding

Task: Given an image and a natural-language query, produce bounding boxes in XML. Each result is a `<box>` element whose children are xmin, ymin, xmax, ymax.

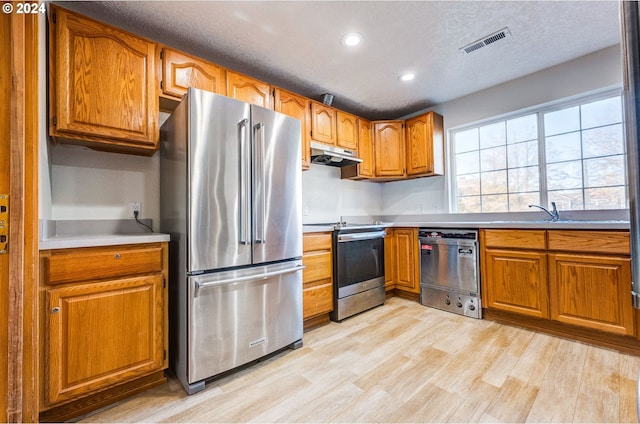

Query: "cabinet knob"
<box><xmin>51</xmin><ymin>306</ymin><xmax>60</xmax><ymax>314</ymax></box>
<box><xmin>114</xmin><ymin>253</ymin><xmax>121</xmax><ymax>259</ymax></box>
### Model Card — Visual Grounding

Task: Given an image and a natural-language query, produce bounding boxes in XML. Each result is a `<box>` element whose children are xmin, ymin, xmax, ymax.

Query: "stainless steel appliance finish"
<box><xmin>310</xmin><ymin>141</ymin><xmax>362</xmax><ymax>167</ymax></box>
<box><xmin>161</xmin><ymin>88</ymin><xmax>304</xmax><ymax>395</ymax></box>
<box><xmin>621</xmin><ymin>3</ymin><xmax>640</xmax><ymax>310</ymax></box>
<box><xmin>330</xmin><ymin>225</ymin><xmax>386</xmax><ymax>321</ymax></box>
<box><xmin>419</xmin><ymin>229</ymin><xmax>481</xmax><ymax>319</ymax></box>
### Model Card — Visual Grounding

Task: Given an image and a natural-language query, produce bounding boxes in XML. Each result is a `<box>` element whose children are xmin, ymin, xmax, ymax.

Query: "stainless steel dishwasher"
<box><xmin>418</xmin><ymin>229</ymin><xmax>481</xmax><ymax>319</ymax></box>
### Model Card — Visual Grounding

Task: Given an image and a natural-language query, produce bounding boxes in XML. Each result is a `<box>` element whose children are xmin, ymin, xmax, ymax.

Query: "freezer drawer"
<box><xmin>187</xmin><ymin>261</ymin><xmax>304</xmax><ymax>384</ymax></box>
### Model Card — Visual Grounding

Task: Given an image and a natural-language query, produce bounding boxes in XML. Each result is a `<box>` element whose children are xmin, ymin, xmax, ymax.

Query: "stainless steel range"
<box><xmin>418</xmin><ymin>228</ymin><xmax>481</xmax><ymax>319</ymax></box>
<box><xmin>307</xmin><ymin>221</ymin><xmax>390</xmax><ymax>321</ymax></box>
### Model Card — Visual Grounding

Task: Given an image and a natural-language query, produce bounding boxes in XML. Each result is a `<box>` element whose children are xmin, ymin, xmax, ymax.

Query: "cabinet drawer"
<box><xmin>42</xmin><ymin>244</ymin><xmax>163</xmax><ymax>285</ymax></box>
<box><xmin>547</xmin><ymin>230</ymin><xmax>630</xmax><ymax>255</ymax></box>
<box><xmin>303</xmin><ymin>232</ymin><xmax>332</xmax><ymax>252</ymax></box>
<box><xmin>303</xmin><ymin>283</ymin><xmax>333</xmax><ymax>319</ymax></box>
<box><xmin>482</xmin><ymin>229</ymin><xmax>546</xmax><ymax>250</ymax></box>
<box><xmin>302</xmin><ymin>252</ymin><xmax>332</xmax><ymax>284</ymax></box>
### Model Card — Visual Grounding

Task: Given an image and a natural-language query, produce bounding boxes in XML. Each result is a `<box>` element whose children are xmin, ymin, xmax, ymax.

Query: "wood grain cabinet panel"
<box><xmin>549</xmin><ymin>253</ymin><xmax>633</xmax><ymax>335</ymax></box>
<box><xmin>547</xmin><ymin>230</ymin><xmax>630</xmax><ymax>255</ymax></box>
<box><xmin>49</xmin><ymin>5</ymin><xmax>158</xmax><ymax>154</ymax></box>
<box><xmin>310</xmin><ymin>101</ymin><xmax>337</xmax><ymax>146</ymax></box>
<box><xmin>394</xmin><ymin>228</ymin><xmax>420</xmax><ymax>293</ymax></box>
<box><xmin>226</xmin><ymin>70</ymin><xmax>272</xmax><ymax>109</ymax></box>
<box><xmin>483</xmin><ymin>248</ymin><xmax>549</xmax><ymax>319</ymax></box>
<box><xmin>405</xmin><ymin>111</ymin><xmax>444</xmax><ymax>177</ymax></box>
<box><xmin>336</xmin><ymin>110</ymin><xmax>358</xmax><ymax>151</ymax></box>
<box><xmin>483</xmin><ymin>229</ymin><xmax>546</xmax><ymax>250</ymax></box>
<box><xmin>341</xmin><ymin>118</ymin><xmax>374</xmax><ymax>180</ymax></box>
<box><xmin>44</xmin><ymin>275</ymin><xmax>164</xmax><ymax>405</ymax></box>
<box><xmin>160</xmin><ymin>47</ymin><xmax>226</xmax><ymax>99</ymax></box>
<box><xmin>373</xmin><ymin>120</ymin><xmax>405</xmax><ymax>178</ymax></box>
<box><xmin>274</xmin><ymin>88</ymin><xmax>311</xmax><ymax>170</ymax></box>
<box><xmin>384</xmin><ymin>229</ymin><xmax>396</xmax><ymax>291</ymax></box>
<box><xmin>302</xmin><ymin>232</ymin><xmax>333</xmax><ymax>321</ymax></box>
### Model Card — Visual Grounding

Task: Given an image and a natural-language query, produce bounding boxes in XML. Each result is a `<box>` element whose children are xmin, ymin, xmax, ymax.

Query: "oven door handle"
<box><xmin>338</xmin><ymin>230</ymin><xmax>386</xmax><ymax>242</ymax></box>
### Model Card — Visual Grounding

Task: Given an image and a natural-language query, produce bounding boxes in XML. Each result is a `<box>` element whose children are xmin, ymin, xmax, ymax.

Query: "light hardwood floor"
<box><xmin>77</xmin><ymin>297</ymin><xmax>640</xmax><ymax>423</ymax></box>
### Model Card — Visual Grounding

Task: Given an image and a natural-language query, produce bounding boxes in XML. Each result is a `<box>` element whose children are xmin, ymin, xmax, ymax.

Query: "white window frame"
<box><xmin>448</xmin><ymin>88</ymin><xmax>625</xmax><ymax>213</ymax></box>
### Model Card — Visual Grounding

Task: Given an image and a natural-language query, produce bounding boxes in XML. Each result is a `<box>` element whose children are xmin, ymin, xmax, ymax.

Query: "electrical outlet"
<box><xmin>129</xmin><ymin>202</ymin><xmax>141</xmax><ymax>218</ymax></box>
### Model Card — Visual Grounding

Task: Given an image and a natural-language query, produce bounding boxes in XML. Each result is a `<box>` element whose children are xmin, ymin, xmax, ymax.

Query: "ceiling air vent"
<box><xmin>460</xmin><ymin>27</ymin><xmax>511</xmax><ymax>54</ymax></box>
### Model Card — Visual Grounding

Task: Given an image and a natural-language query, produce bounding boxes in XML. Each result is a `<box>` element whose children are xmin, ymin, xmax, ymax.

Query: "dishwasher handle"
<box><xmin>338</xmin><ymin>230</ymin><xmax>386</xmax><ymax>243</ymax></box>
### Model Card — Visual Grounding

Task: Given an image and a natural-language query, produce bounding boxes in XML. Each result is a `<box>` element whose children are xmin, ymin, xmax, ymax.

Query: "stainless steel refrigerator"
<box><xmin>160</xmin><ymin>88</ymin><xmax>304</xmax><ymax>395</ymax></box>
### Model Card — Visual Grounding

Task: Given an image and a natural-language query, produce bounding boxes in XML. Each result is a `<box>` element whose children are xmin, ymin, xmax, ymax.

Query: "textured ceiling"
<box><xmin>58</xmin><ymin>1</ymin><xmax>622</xmax><ymax>120</ymax></box>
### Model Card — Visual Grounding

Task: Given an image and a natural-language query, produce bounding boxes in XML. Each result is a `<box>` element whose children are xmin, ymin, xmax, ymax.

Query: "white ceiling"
<box><xmin>59</xmin><ymin>1</ymin><xmax>622</xmax><ymax>120</ymax></box>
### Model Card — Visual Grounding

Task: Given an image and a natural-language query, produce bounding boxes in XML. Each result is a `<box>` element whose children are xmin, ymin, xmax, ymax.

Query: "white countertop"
<box><xmin>39</xmin><ymin>233</ymin><xmax>170</xmax><ymax>250</ymax></box>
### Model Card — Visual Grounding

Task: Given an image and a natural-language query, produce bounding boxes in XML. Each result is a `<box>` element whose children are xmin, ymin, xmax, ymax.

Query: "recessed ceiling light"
<box><xmin>399</xmin><ymin>73</ymin><xmax>415</xmax><ymax>82</ymax></box>
<box><xmin>341</xmin><ymin>32</ymin><xmax>363</xmax><ymax>47</ymax></box>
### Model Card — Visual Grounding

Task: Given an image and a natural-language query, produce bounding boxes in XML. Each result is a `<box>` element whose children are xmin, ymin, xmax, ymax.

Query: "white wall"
<box><xmin>301</xmin><ymin>164</ymin><xmax>382</xmax><ymax>223</ymax></box>
<box><xmin>382</xmin><ymin>45</ymin><xmax>623</xmax><ymax>216</ymax></box>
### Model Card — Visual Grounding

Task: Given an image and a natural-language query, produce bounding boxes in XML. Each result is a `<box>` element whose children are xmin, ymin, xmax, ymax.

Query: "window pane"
<box><xmin>458</xmin><ymin>196</ymin><xmax>481</xmax><ymax>213</ymax></box>
<box><xmin>456</xmin><ymin>151</ymin><xmax>479</xmax><ymax>174</ymax></box>
<box><xmin>544</xmin><ymin>106</ymin><xmax>580</xmax><ymax>136</ymax></box>
<box><xmin>545</xmin><ymin>132</ymin><xmax>581</xmax><ymax>163</ymax></box>
<box><xmin>509</xmin><ymin>192</ymin><xmax>540</xmax><ymax>211</ymax></box>
<box><xmin>582</xmin><ymin>124</ymin><xmax>624</xmax><ymax>158</ymax></box>
<box><xmin>581</xmin><ymin>97</ymin><xmax>622</xmax><ymax>129</ymax></box>
<box><xmin>481</xmin><ymin>194</ymin><xmax>508</xmax><ymax>212</ymax></box>
<box><xmin>481</xmin><ymin>170</ymin><xmax>507</xmax><ymax>194</ymax></box>
<box><xmin>508</xmin><ymin>166</ymin><xmax>539</xmax><ymax>192</ymax></box>
<box><xmin>480</xmin><ymin>146</ymin><xmax>506</xmax><ymax>171</ymax></box>
<box><xmin>583</xmin><ymin>156</ymin><xmax>626</xmax><ymax>188</ymax></box>
<box><xmin>508</xmin><ymin>140</ymin><xmax>538</xmax><ymax>167</ymax></box>
<box><xmin>507</xmin><ymin>114</ymin><xmax>537</xmax><ymax>144</ymax></box>
<box><xmin>479</xmin><ymin>122</ymin><xmax>505</xmax><ymax>149</ymax></box>
<box><xmin>585</xmin><ymin>186</ymin><xmax>626</xmax><ymax>209</ymax></box>
<box><xmin>455</xmin><ymin>128</ymin><xmax>479</xmax><ymax>153</ymax></box>
<box><xmin>549</xmin><ymin>189</ymin><xmax>584</xmax><ymax>210</ymax></box>
<box><xmin>456</xmin><ymin>173</ymin><xmax>480</xmax><ymax>196</ymax></box>
<box><xmin>547</xmin><ymin>161</ymin><xmax>583</xmax><ymax>190</ymax></box>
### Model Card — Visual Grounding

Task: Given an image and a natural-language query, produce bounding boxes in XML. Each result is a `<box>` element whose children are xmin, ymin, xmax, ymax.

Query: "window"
<box><xmin>452</xmin><ymin>92</ymin><xmax>626</xmax><ymax>213</ymax></box>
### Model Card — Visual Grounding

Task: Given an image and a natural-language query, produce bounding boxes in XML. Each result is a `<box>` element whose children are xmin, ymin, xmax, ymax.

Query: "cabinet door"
<box><xmin>374</xmin><ymin>121</ymin><xmax>405</xmax><ymax>178</ymax></box>
<box><xmin>483</xmin><ymin>249</ymin><xmax>549</xmax><ymax>319</ymax></box>
<box><xmin>50</xmin><ymin>6</ymin><xmax>158</xmax><ymax>151</ymax></box>
<box><xmin>405</xmin><ymin>112</ymin><xmax>444</xmax><ymax>176</ymax></box>
<box><xmin>226</xmin><ymin>70</ymin><xmax>272</xmax><ymax>109</ymax></box>
<box><xmin>161</xmin><ymin>47</ymin><xmax>225</xmax><ymax>99</ymax></box>
<box><xmin>336</xmin><ymin>111</ymin><xmax>358</xmax><ymax>151</ymax></box>
<box><xmin>302</xmin><ymin>232</ymin><xmax>333</xmax><ymax>319</ymax></box>
<box><xmin>549</xmin><ymin>253</ymin><xmax>633</xmax><ymax>335</ymax></box>
<box><xmin>384</xmin><ymin>229</ymin><xmax>396</xmax><ymax>291</ymax></box>
<box><xmin>310</xmin><ymin>101</ymin><xmax>337</xmax><ymax>145</ymax></box>
<box><xmin>358</xmin><ymin>118</ymin><xmax>374</xmax><ymax>178</ymax></box>
<box><xmin>45</xmin><ymin>275</ymin><xmax>164</xmax><ymax>405</ymax></box>
<box><xmin>394</xmin><ymin>228</ymin><xmax>419</xmax><ymax>293</ymax></box>
<box><xmin>274</xmin><ymin>88</ymin><xmax>311</xmax><ymax>170</ymax></box>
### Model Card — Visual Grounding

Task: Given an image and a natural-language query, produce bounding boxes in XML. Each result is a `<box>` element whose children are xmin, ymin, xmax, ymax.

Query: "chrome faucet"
<box><xmin>529</xmin><ymin>202</ymin><xmax>560</xmax><ymax>221</ymax></box>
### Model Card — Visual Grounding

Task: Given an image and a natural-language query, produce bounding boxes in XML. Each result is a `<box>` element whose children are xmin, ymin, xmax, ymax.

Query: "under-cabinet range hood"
<box><xmin>310</xmin><ymin>141</ymin><xmax>362</xmax><ymax>167</ymax></box>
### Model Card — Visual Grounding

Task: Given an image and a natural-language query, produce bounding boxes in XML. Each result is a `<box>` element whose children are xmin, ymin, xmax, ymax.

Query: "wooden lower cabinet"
<box><xmin>394</xmin><ymin>228</ymin><xmax>419</xmax><ymax>293</ymax></box>
<box><xmin>384</xmin><ymin>228</ymin><xmax>419</xmax><ymax>297</ymax></box>
<box><xmin>483</xmin><ymin>248</ymin><xmax>549</xmax><ymax>319</ymax></box>
<box><xmin>302</xmin><ymin>232</ymin><xmax>333</xmax><ymax>328</ymax></box>
<box><xmin>549</xmin><ymin>253</ymin><xmax>633</xmax><ymax>335</ymax></box>
<box><xmin>482</xmin><ymin>229</ymin><xmax>636</xmax><ymax>341</ymax></box>
<box><xmin>39</xmin><ymin>242</ymin><xmax>168</xmax><ymax>421</ymax></box>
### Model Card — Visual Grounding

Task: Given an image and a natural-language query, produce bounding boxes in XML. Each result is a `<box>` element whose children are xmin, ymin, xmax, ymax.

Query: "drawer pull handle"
<box><xmin>114</xmin><ymin>253</ymin><xmax>121</xmax><ymax>259</ymax></box>
<box><xmin>51</xmin><ymin>307</ymin><xmax>60</xmax><ymax>314</ymax></box>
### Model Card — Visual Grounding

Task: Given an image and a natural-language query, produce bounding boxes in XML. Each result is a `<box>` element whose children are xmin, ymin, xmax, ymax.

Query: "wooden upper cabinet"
<box><xmin>336</xmin><ymin>111</ymin><xmax>358</xmax><ymax>151</ymax></box>
<box><xmin>342</xmin><ymin>118</ymin><xmax>374</xmax><ymax>180</ymax></box>
<box><xmin>310</xmin><ymin>101</ymin><xmax>337</xmax><ymax>145</ymax></box>
<box><xmin>274</xmin><ymin>88</ymin><xmax>311</xmax><ymax>170</ymax></box>
<box><xmin>49</xmin><ymin>5</ymin><xmax>158</xmax><ymax>155</ymax></box>
<box><xmin>226</xmin><ymin>70</ymin><xmax>272</xmax><ymax>109</ymax></box>
<box><xmin>160</xmin><ymin>47</ymin><xmax>226</xmax><ymax>99</ymax></box>
<box><xmin>373</xmin><ymin>120</ymin><xmax>405</xmax><ymax>178</ymax></box>
<box><xmin>405</xmin><ymin>111</ymin><xmax>444</xmax><ymax>177</ymax></box>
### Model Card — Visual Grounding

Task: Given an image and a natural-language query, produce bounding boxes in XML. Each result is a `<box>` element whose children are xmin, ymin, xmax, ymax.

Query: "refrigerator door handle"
<box><xmin>238</xmin><ymin>118</ymin><xmax>250</xmax><ymax>245</ymax></box>
<box><xmin>193</xmin><ymin>265</ymin><xmax>306</xmax><ymax>296</ymax></box>
<box><xmin>254</xmin><ymin>122</ymin><xmax>267</xmax><ymax>244</ymax></box>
